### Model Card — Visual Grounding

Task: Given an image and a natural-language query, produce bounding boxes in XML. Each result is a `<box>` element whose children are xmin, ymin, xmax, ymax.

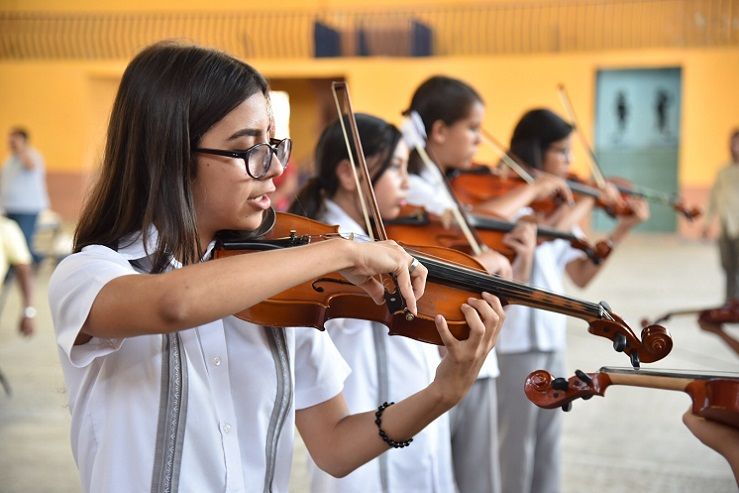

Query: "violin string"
<box><xmin>409</xmin><ymin>250</ymin><xmax>604</xmax><ymax>318</ymax></box>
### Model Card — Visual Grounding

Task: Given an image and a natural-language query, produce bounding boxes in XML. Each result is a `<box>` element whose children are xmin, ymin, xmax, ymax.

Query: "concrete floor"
<box><xmin>0</xmin><ymin>234</ymin><xmax>736</xmax><ymax>492</ymax></box>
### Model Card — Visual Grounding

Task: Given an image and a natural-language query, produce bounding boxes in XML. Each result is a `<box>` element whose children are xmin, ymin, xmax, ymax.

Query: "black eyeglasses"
<box><xmin>194</xmin><ymin>138</ymin><xmax>292</xmax><ymax>179</ymax></box>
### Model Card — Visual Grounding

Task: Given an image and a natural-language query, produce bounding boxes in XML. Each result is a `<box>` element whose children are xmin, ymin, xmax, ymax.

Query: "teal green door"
<box><xmin>593</xmin><ymin>68</ymin><xmax>681</xmax><ymax>232</ymax></box>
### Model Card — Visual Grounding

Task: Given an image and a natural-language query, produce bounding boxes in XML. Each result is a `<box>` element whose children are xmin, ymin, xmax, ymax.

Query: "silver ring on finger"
<box><xmin>408</xmin><ymin>257</ymin><xmax>420</xmax><ymax>274</ymax></box>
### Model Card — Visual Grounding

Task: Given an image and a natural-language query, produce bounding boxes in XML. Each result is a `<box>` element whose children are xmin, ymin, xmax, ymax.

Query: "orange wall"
<box><xmin>1</xmin><ymin>25</ymin><xmax>737</xmax><ymax>226</ymax></box>
<box><xmin>0</xmin><ymin>0</ymin><xmax>552</xmax><ymax>12</ymax></box>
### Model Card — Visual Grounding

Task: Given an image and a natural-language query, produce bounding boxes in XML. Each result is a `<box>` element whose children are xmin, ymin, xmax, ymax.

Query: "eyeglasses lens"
<box><xmin>246</xmin><ymin>140</ymin><xmax>292</xmax><ymax>178</ymax></box>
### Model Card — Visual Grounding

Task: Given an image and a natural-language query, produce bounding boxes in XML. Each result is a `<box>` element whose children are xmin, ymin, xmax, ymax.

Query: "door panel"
<box><xmin>593</xmin><ymin>68</ymin><xmax>681</xmax><ymax>232</ymax></box>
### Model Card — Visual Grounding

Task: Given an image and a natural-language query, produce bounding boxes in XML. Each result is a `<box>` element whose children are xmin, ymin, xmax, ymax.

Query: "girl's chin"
<box><xmin>383</xmin><ymin>206</ymin><xmax>402</xmax><ymax>221</ymax></box>
<box><xmin>235</xmin><ymin>211</ymin><xmax>266</xmax><ymax>232</ymax></box>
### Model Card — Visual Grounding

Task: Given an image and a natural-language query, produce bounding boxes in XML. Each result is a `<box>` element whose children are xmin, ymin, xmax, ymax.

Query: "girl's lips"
<box><xmin>248</xmin><ymin>194</ymin><xmax>271</xmax><ymax>210</ymax></box>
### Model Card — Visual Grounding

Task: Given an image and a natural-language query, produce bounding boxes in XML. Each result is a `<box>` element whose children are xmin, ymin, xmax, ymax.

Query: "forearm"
<box><xmin>474</xmin><ymin>186</ymin><xmax>542</xmax><ymax>221</ymax></box>
<box><xmin>548</xmin><ymin>198</ymin><xmax>593</xmax><ymax>231</ymax></box>
<box><xmin>609</xmin><ymin>220</ymin><xmax>636</xmax><ymax>245</ymax></box>
<box><xmin>566</xmin><ymin>215</ymin><xmax>639</xmax><ymax>288</ymax></box>
<box><xmin>86</xmin><ymin>238</ymin><xmax>357</xmax><ymax>337</ymax></box>
<box><xmin>566</xmin><ymin>256</ymin><xmax>602</xmax><ymax>288</ymax></box>
<box><xmin>511</xmin><ymin>253</ymin><xmax>533</xmax><ymax>282</ymax></box>
<box><xmin>301</xmin><ymin>384</ymin><xmax>452</xmax><ymax>478</ymax></box>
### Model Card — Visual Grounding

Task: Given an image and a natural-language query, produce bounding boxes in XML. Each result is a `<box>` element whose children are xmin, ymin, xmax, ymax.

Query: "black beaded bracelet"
<box><xmin>374</xmin><ymin>401</ymin><xmax>413</xmax><ymax>449</ymax></box>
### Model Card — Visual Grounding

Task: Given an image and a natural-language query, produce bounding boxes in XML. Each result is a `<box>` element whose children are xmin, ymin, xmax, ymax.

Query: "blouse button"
<box><xmin>212</xmin><ymin>356</ymin><xmax>222</xmax><ymax>366</ymax></box>
<box><xmin>223</xmin><ymin>423</ymin><xmax>232</xmax><ymax>434</ymax></box>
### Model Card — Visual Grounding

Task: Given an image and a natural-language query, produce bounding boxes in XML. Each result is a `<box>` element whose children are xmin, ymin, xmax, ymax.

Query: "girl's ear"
<box><xmin>429</xmin><ymin>120</ymin><xmax>448</xmax><ymax>145</ymax></box>
<box><xmin>335</xmin><ymin>159</ymin><xmax>359</xmax><ymax>192</ymax></box>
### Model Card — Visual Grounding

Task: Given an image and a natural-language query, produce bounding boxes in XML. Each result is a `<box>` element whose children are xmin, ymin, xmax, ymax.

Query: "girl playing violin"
<box><xmin>492</xmin><ymin>108</ymin><xmax>649</xmax><ymax>493</ymax></box>
<box><xmin>405</xmin><ymin>75</ymin><xmax>537</xmax><ymax>493</ymax></box>
<box><xmin>47</xmin><ymin>42</ymin><xmax>505</xmax><ymax>493</ymax></box>
<box><xmin>289</xmin><ymin>113</ymin><xmax>456</xmax><ymax>492</ymax></box>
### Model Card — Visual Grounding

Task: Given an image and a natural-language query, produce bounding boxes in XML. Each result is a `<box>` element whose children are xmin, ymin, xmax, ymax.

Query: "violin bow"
<box><xmin>524</xmin><ymin>366</ymin><xmax>739</xmax><ymax>429</ymax></box>
<box><xmin>479</xmin><ymin>128</ymin><xmax>535</xmax><ymax>183</ymax></box>
<box><xmin>331</xmin><ymin>81</ymin><xmax>414</xmax><ymax>319</ymax></box>
<box><xmin>556</xmin><ymin>84</ymin><xmax>609</xmax><ymax>190</ymax></box>
<box><xmin>556</xmin><ymin>84</ymin><xmax>702</xmax><ymax>220</ymax></box>
<box><xmin>402</xmin><ymin>111</ymin><xmax>486</xmax><ymax>256</ymax></box>
<box><xmin>330</xmin><ymin>87</ymin><xmax>375</xmax><ymax>240</ymax></box>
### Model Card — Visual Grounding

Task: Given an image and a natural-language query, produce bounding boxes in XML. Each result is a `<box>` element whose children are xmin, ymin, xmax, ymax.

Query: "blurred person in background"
<box><xmin>0</xmin><ymin>215</ymin><xmax>36</xmax><ymax>337</ymax></box>
<box><xmin>703</xmin><ymin>128</ymin><xmax>739</xmax><ymax>304</ymax></box>
<box><xmin>1</xmin><ymin>127</ymin><xmax>50</xmax><ymax>267</ymax></box>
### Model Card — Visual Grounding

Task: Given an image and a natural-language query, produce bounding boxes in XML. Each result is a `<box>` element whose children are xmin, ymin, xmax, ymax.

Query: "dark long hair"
<box><xmin>406</xmin><ymin>75</ymin><xmax>483</xmax><ymax>174</ymax></box>
<box><xmin>509</xmin><ymin>108</ymin><xmax>574</xmax><ymax>170</ymax></box>
<box><xmin>289</xmin><ymin>113</ymin><xmax>401</xmax><ymax>220</ymax></box>
<box><xmin>74</xmin><ymin>41</ymin><xmax>269</xmax><ymax>272</ymax></box>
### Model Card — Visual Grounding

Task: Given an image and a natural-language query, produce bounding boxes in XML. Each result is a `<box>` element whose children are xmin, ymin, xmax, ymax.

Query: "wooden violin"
<box><xmin>448</xmin><ymin>166</ymin><xmax>636</xmax><ymax>219</ymax></box>
<box><xmin>602</xmin><ymin>175</ymin><xmax>701</xmax><ymax>221</ymax></box>
<box><xmin>555</xmin><ymin>84</ymin><xmax>701</xmax><ymax>221</ymax></box>
<box><xmin>385</xmin><ymin>205</ymin><xmax>611</xmax><ymax>265</ymax></box>
<box><xmin>478</xmin><ymin>126</ymin><xmax>701</xmax><ymax>221</ymax></box>
<box><xmin>524</xmin><ymin>366</ymin><xmax>739</xmax><ymax>429</ymax></box>
<box><xmin>215</xmin><ymin>211</ymin><xmax>671</xmax><ymax>366</ymax></box>
<box><xmin>215</xmin><ymin>81</ymin><xmax>672</xmax><ymax>366</ymax></box>
<box><xmin>640</xmin><ymin>299</ymin><xmax>739</xmax><ymax>327</ymax></box>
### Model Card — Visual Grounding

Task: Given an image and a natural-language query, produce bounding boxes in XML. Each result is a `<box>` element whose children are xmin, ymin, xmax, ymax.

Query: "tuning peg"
<box><xmin>561</xmin><ymin>401</ymin><xmax>573</xmax><ymax>412</ymax></box>
<box><xmin>575</xmin><ymin>370</ymin><xmax>593</xmax><ymax>385</ymax></box>
<box><xmin>630</xmin><ymin>352</ymin><xmax>640</xmax><ymax>369</ymax></box>
<box><xmin>612</xmin><ymin>333</ymin><xmax>627</xmax><ymax>352</ymax></box>
<box><xmin>551</xmin><ymin>377</ymin><xmax>569</xmax><ymax>391</ymax></box>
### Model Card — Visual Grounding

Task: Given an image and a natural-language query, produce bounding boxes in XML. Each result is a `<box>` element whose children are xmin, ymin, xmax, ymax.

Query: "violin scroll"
<box><xmin>568</xmin><ymin>238</ymin><xmax>612</xmax><ymax>265</ymax></box>
<box><xmin>524</xmin><ymin>369</ymin><xmax>608</xmax><ymax>412</ymax></box>
<box><xmin>587</xmin><ymin>310</ymin><xmax>672</xmax><ymax>368</ymax></box>
<box><xmin>674</xmin><ymin>202</ymin><xmax>702</xmax><ymax>221</ymax></box>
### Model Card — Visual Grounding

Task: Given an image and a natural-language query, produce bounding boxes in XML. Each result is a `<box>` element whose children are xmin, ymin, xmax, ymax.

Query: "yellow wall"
<box><xmin>4</xmin><ymin>47</ymin><xmax>735</xmax><ymax>182</ymax></box>
<box><xmin>1</xmin><ymin>0</ymin><xmax>551</xmax><ymax>12</ymax></box>
<box><xmin>1</xmin><ymin>0</ymin><xmax>738</xmax><ymax>228</ymax></box>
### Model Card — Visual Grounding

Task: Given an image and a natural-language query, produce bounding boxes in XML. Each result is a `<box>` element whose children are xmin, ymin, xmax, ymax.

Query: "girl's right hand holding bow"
<box><xmin>338</xmin><ymin>239</ymin><xmax>428</xmax><ymax>316</ymax></box>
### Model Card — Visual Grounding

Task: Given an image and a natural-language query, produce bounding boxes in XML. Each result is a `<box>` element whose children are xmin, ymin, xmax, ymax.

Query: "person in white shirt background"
<box><xmin>290</xmin><ymin>113</ymin><xmax>458</xmax><ymax>493</ymax></box>
<box><xmin>1</xmin><ymin>126</ymin><xmax>49</xmax><ymax>267</ymax></box>
<box><xmin>488</xmin><ymin>108</ymin><xmax>649</xmax><ymax>493</ymax></box>
<box><xmin>404</xmin><ymin>75</ymin><xmax>538</xmax><ymax>493</ymax></box>
<box><xmin>47</xmin><ymin>41</ymin><xmax>506</xmax><ymax>493</ymax></box>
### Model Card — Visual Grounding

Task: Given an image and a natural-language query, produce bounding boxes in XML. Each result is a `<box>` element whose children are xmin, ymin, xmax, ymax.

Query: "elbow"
<box><xmin>311</xmin><ymin>454</ymin><xmax>355</xmax><ymax>478</ymax></box>
<box><xmin>323</xmin><ymin>464</ymin><xmax>353</xmax><ymax>479</ymax></box>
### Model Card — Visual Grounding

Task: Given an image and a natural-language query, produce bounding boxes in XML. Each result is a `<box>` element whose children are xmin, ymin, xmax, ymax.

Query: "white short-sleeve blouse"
<box><xmin>48</xmin><ymin>230</ymin><xmax>350</xmax><ymax>493</ymax></box>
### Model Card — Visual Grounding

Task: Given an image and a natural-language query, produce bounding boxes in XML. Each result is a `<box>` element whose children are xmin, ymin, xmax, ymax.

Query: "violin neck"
<box><xmin>467</xmin><ymin>214</ymin><xmax>515</xmax><ymax>233</ymax></box>
<box><xmin>565</xmin><ymin>179</ymin><xmax>602</xmax><ymax>199</ymax></box>
<box><xmin>468</xmin><ymin>214</ymin><xmax>577</xmax><ymax>243</ymax></box>
<box><xmin>600</xmin><ymin>366</ymin><xmax>738</xmax><ymax>390</ymax></box>
<box><xmin>414</xmin><ymin>252</ymin><xmax>605</xmax><ymax>321</ymax></box>
<box><xmin>613</xmin><ymin>182</ymin><xmax>673</xmax><ymax>205</ymax></box>
<box><xmin>605</xmin><ymin>372</ymin><xmax>692</xmax><ymax>391</ymax></box>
